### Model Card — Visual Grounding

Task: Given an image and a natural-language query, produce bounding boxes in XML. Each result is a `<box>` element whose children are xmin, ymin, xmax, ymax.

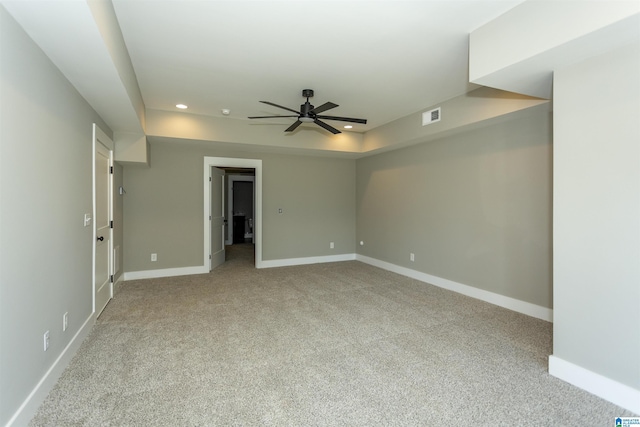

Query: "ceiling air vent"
<box><xmin>422</xmin><ymin>107</ymin><xmax>441</xmax><ymax>126</ymax></box>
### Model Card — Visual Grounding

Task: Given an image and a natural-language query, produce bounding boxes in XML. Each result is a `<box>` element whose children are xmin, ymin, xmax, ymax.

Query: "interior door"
<box><xmin>210</xmin><ymin>167</ymin><xmax>225</xmax><ymax>270</ymax></box>
<box><xmin>94</xmin><ymin>141</ymin><xmax>112</xmax><ymax>316</ymax></box>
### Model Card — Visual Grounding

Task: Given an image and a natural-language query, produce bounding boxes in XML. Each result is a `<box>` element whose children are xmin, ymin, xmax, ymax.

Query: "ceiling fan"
<box><xmin>248</xmin><ymin>89</ymin><xmax>367</xmax><ymax>134</ymax></box>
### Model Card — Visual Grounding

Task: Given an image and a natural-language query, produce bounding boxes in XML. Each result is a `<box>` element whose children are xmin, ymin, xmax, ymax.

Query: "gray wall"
<box><xmin>553</xmin><ymin>43</ymin><xmax>640</xmax><ymax>390</ymax></box>
<box><xmin>356</xmin><ymin>107</ymin><xmax>553</xmax><ymax>308</ymax></box>
<box><xmin>123</xmin><ymin>139</ymin><xmax>356</xmax><ymax>272</ymax></box>
<box><xmin>0</xmin><ymin>7</ymin><xmax>122</xmax><ymax>425</ymax></box>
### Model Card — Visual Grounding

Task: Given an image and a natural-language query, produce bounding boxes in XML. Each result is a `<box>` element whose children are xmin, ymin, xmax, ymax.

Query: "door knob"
<box><xmin>97</xmin><ymin>236</ymin><xmax>104</xmax><ymax>241</ymax></box>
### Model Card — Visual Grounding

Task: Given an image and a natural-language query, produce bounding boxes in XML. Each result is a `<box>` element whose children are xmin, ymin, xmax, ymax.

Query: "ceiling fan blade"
<box><xmin>259</xmin><ymin>101</ymin><xmax>300</xmax><ymax>115</ymax></box>
<box><xmin>248</xmin><ymin>115</ymin><xmax>299</xmax><ymax>119</ymax></box>
<box><xmin>285</xmin><ymin>120</ymin><xmax>302</xmax><ymax>132</ymax></box>
<box><xmin>314</xmin><ymin>119</ymin><xmax>341</xmax><ymax>134</ymax></box>
<box><xmin>310</xmin><ymin>102</ymin><xmax>338</xmax><ymax>115</ymax></box>
<box><xmin>316</xmin><ymin>115</ymin><xmax>368</xmax><ymax>124</ymax></box>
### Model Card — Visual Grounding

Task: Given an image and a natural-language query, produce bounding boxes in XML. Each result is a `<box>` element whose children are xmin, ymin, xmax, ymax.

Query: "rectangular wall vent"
<box><xmin>422</xmin><ymin>107</ymin><xmax>441</xmax><ymax>126</ymax></box>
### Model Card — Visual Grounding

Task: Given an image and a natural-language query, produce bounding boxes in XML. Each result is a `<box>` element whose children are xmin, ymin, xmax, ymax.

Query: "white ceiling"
<box><xmin>3</xmin><ymin>0</ymin><xmax>526</xmax><ymax>134</ymax></box>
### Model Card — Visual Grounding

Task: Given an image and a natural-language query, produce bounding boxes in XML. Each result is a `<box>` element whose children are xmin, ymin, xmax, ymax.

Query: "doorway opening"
<box><xmin>226</xmin><ymin>171</ymin><xmax>255</xmax><ymax>246</ymax></box>
<box><xmin>203</xmin><ymin>157</ymin><xmax>263</xmax><ymax>270</ymax></box>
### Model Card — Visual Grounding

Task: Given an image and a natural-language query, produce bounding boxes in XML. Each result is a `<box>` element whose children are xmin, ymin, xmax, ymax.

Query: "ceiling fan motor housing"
<box><xmin>300</xmin><ymin>101</ymin><xmax>314</xmax><ymax>121</ymax></box>
<box><xmin>300</xmin><ymin>89</ymin><xmax>316</xmax><ymax>121</ymax></box>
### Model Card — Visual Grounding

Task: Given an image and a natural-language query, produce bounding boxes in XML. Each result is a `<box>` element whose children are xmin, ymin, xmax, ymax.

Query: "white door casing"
<box><xmin>93</xmin><ymin>124</ymin><xmax>113</xmax><ymax>317</ymax></box>
<box><xmin>203</xmin><ymin>157</ymin><xmax>263</xmax><ymax>268</ymax></box>
<box><xmin>210</xmin><ymin>167</ymin><xmax>225</xmax><ymax>271</ymax></box>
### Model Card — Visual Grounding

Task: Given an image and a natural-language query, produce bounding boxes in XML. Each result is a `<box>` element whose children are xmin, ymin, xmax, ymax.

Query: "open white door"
<box><xmin>93</xmin><ymin>125</ymin><xmax>113</xmax><ymax>317</ymax></box>
<box><xmin>210</xmin><ymin>167</ymin><xmax>225</xmax><ymax>270</ymax></box>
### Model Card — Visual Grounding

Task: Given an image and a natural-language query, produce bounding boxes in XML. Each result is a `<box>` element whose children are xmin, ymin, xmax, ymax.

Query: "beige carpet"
<box><xmin>30</xmin><ymin>244</ymin><xmax>634</xmax><ymax>426</ymax></box>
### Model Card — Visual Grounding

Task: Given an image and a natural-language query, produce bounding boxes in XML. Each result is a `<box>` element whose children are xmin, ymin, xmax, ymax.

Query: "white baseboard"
<box><xmin>549</xmin><ymin>355</ymin><xmax>640</xmax><ymax>414</ymax></box>
<box><xmin>6</xmin><ymin>314</ymin><xmax>94</xmax><ymax>427</ymax></box>
<box><xmin>356</xmin><ymin>254</ymin><xmax>553</xmax><ymax>322</ymax></box>
<box><xmin>259</xmin><ymin>253</ymin><xmax>356</xmax><ymax>269</ymax></box>
<box><xmin>123</xmin><ymin>265</ymin><xmax>208</xmax><ymax>281</ymax></box>
<box><xmin>123</xmin><ymin>255</ymin><xmax>552</xmax><ymax>323</ymax></box>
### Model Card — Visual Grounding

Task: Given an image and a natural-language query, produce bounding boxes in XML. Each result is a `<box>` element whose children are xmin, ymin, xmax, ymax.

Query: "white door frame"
<box><xmin>204</xmin><ymin>157</ymin><xmax>263</xmax><ymax>268</ymax></box>
<box><xmin>93</xmin><ymin>123</ymin><xmax>114</xmax><ymax>316</ymax></box>
<box><xmin>226</xmin><ymin>175</ymin><xmax>255</xmax><ymax>245</ymax></box>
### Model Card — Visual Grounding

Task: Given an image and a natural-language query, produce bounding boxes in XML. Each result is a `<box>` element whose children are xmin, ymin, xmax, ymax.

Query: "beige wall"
<box><xmin>123</xmin><ymin>139</ymin><xmax>356</xmax><ymax>272</ymax></box>
<box><xmin>146</xmin><ymin>109</ymin><xmax>364</xmax><ymax>155</ymax></box>
<box><xmin>468</xmin><ymin>0</ymin><xmax>640</xmax><ymax>410</ymax></box>
<box><xmin>553</xmin><ymin>42</ymin><xmax>640</xmax><ymax>391</ymax></box>
<box><xmin>362</xmin><ymin>87</ymin><xmax>548</xmax><ymax>155</ymax></box>
<box><xmin>356</xmin><ymin>106</ymin><xmax>553</xmax><ymax>308</ymax></box>
<box><xmin>0</xmin><ymin>7</ymin><xmax>119</xmax><ymax>425</ymax></box>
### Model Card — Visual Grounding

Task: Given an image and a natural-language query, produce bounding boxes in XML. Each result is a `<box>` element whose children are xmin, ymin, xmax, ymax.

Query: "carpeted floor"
<box><xmin>30</xmin><ymin>244</ymin><xmax>634</xmax><ymax>426</ymax></box>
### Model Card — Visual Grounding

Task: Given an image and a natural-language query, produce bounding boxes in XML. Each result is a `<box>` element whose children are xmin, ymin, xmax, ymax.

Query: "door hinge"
<box><xmin>110</xmin><ymin>275</ymin><xmax>114</xmax><ymax>283</ymax></box>
<box><xmin>110</xmin><ymin>220</ymin><xmax>114</xmax><ymax>228</ymax></box>
<box><xmin>209</xmin><ymin>254</ymin><xmax>212</xmax><ymax>259</ymax></box>
<box><xmin>110</xmin><ymin>166</ymin><xmax>113</xmax><ymax>174</ymax></box>
<box><xmin>209</xmin><ymin>177</ymin><xmax>212</xmax><ymax>182</ymax></box>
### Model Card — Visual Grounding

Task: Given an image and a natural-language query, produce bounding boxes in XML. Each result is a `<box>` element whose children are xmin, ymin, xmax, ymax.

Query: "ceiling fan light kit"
<box><xmin>248</xmin><ymin>89</ymin><xmax>367</xmax><ymax>134</ymax></box>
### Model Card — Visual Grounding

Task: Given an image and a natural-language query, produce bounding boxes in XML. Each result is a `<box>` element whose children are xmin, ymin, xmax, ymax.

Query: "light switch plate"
<box><xmin>83</xmin><ymin>214</ymin><xmax>92</xmax><ymax>227</ymax></box>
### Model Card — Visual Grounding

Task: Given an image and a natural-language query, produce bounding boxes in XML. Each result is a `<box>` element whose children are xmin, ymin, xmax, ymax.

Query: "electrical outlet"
<box><xmin>330</xmin><ymin>242</ymin><xmax>334</xmax><ymax>249</ymax></box>
<box><xmin>63</xmin><ymin>312</ymin><xmax>68</xmax><ymax>332</ymax></box>
<box><xmin>151</xmin><ymin>253</ymin><xmax>157</xmax><ymax>262</ymax></box>
<box><xmin>410</xmin><ymin>253</ymin><xmax>415</xmax><ymax>262</ymax></box>
<box><xmin>43</xmin><ymin>331</ymin><xmax>50</xmax><ymax>351</ymax></box>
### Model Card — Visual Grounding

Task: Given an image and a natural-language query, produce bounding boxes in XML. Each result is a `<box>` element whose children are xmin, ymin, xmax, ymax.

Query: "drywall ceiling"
<box><xmin>2</xmin><ymin>0</ymin><xmax>525</xmax><ymax>135</ymax></box>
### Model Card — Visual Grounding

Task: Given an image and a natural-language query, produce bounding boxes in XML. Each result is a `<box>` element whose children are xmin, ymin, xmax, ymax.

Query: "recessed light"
<box><xmin>176</xmin><ymin>104</ymin><xmax>188</xmax><ymax>109</ymax></box>
<box><xmin>344</xmin><ymin>125</ymin><xmax>353</xmax><ymax>129</ymax></box>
